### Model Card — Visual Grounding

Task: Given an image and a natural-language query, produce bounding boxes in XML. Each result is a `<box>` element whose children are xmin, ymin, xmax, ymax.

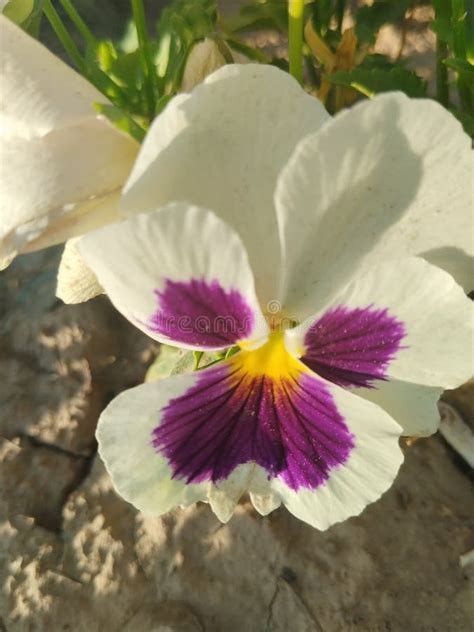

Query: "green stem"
<box><xmin>225</xmin><ymin>346</ymin><xmax>239</xmax><ymax>359</ymax></box>
<box><xmin>43</xmin><ymin>0</ymin><xmax>86</xmax><ymax>73</ymax></box>
<box><xmin>335</xmin><ymin>0</ymin><xmax>346</xmax><ymax>34</ymax></box>
<box><xmin>198</xmin><ymin>358</ymin><xmax>225</xmax><ymax>371</ymax></box>
<box><xmin>44</xmin><ymin>0</ymin><xmax>129</xmax><ymax>110</ymax></box>
<box><xmin>451</xmin><ymin>0</ymin><xmax>472</xmax><ymax>112</ymax></box>
<box><xmin>289</xmin><ymin>0</ymin><xmax>305</xmax><ymax>83</ymax></box>
<box><xmin>58</xmin><ymin>0</ymin><xmax>97</xmax><ymax>48</ymax></box>
<box><xmin>193</xmin><ymin>351</ymin><xmax>204</xmax><ymax>370</ymax></box>
<box><xmin>457</xmin><ymin>76</ymin><xmax>473</xmax><ymax>113</ymax></box>
<box><xmin>436</xmin><ymin>38</ymin><xmax>449</xmax><ymax>106</ymax></box>
<box><xmin>131</xmin><ymin>0</ymin><xmax>158</xmax><ymax>118</ymax></box>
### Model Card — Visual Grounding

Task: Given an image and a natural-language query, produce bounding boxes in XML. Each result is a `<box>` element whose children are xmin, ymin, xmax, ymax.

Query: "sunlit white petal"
<box><xmin>286</xmin><ymin>257</ymin><xmax>473</xmax><ymax>389</ymax></box>
<box><xmin>121</xmin><ymin>63</ymin><xmax>329</xmax><ymax>306</ymax></box>
<box><xmin>0</xmin><ymin>16</ymin><xmax>138</xmax><ymax>266</ymax></box>
<box><xmin>79</xmin><ymin>203</ymin><xmax>269</xmax><ymax>350</ymax></box>
<box><xmin>97</xmin><ymin>379</ymin><xmax>208</xmax><ymax>516</ymax></box>
<box><xmin>271</xmin><ymin>378</ymin><xmax>403</xmax><ymax>530</ymax></box>
<box><xmin>276</xmin><ymin>92</ymin><xmax>473</xmax><ymax>318</ymax></box>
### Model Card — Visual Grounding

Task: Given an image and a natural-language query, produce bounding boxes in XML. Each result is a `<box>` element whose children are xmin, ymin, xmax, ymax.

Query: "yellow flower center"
<box><xmin>233</xmin><ymin>331</ymin><xmax>305</xmax><ymax>380</ymax></box>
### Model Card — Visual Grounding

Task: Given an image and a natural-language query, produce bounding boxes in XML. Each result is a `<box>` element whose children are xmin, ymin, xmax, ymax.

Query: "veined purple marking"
<box><xmin>152</xmin><ymin>363</ymin><xmax>354</xmax><ymax>491</ymax></box>
<box><xmin>301</xmin><ymin>305</ymin><xmax>406</xmax><ymax>389</ymax></box>
<box><xmin>149</xmin><ymin>278</ymin><xmax>255</xmax><ymax>347</ymax></box>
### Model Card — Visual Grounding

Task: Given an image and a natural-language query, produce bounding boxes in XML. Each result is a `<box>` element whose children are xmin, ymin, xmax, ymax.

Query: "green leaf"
<box><xmin>466</xmin><ymin>0</ymin><xmax>474</xmax><ymax>63</ymax></box>
<box><xmin>449</xmin><ymin>107</ymin><xmax>474</xmax><ymax>136</ymax></box>
<box><xmin>93</xmin><ymin>103</ymin><xmax>146</xmax><ymax>143</ymax></box>
<box><xmin>145</xmin><ymin>345</ymin><xmax>217</xmax><ymax>382</ymax></box>
<box><xmin>451</xmin><ymin>0</ymin><xmax>467</xmax><ymax>58</ymax></box>
<box><xmin>432</xmin><ymin>0</ymin><xmax>451</xmax><ymax>22</ymax></box>
<box><xmin>309</xmin><ymin>0</ymin><xmax>334</xmax><ymax>37</ymax></box>
<box><xmin>432</xmin><ymin>0</ymin><xmax>453</xmax><ymax>45</ymax></box>
<box><xmin>359</xmin><ymin>53</ymin><xmax>408</xmax><ymax>71</ymax></box>
<box><xmin>3</xmin><ymin>0</ymin><xmax>43</xmax><ymax>34</ymax></box>
<box><xmin>145</xmin><ymin>345</ymin><xmax>192</xmax><ymax>382</ymax></box>
<box><xmin>225</xmin><ymin>37</ymin><xmax>270</xmax><ymax>63</ymax></box>
<box><xmin>222</xmin><ymin>0</ymin><xmax>287</xmax><ymax>34</ymax></box>
<box><xmin>444</xmin><ymin>57</ymin><xmax>474</xmax><ymax>80</ymax></box>
<box><xmin>355</xmin><ymin>0</ymin><xmax>409</xmax><ymax>45</ymax></box>
<box><xmin>193</xmin><ymin>350</ymin><xmax>204</xmax><ymax>369</ymax></box>
<box><xmin>225</xmin><ymin>346</ymin><xmax>240</xmax><ymax>359</ymax></box>
<box><xmin>327</xmin><ymin>67</ymin><xmax>427</xmax><ymax>98</ymax></box>
<box><xmin>430</xmin><ymin>16</ymin><xmax>453</xmax><ymax>47</ymax></box>
<box><xmin>3</xmin><ymin>0</ymin><xmax>34</xmax><ymax>23</ymax></box>
<box><xmin>109</xmin><ymin>50</ymin><xmax>143</xmax><ymax>88</ymax></box>
<box><xmin>131</xmin><ymin>0</ymin><xmax>159</xmax><ymax>119</ymax></box>
<box><xmin>94</xmin><ymin>40</ymin><xmax>117</xmax><ymax>75</ymax></box>
<box><xmin>58</xmin><ymin>0</ymin><xmax>97</xmax><ymax>48</ymax></box>
<box><xmin>83</xmin><ymin>40</ymin><xmax>146</xmax><ymax>115</ymax></box>
<box><xmin>451</xmin><ymin>0</ymin><xmax>473</xmax><ymax>111</ymax></box>
<box><xmin>117</xmin><ymin>20</ymin><xmax>139</xmax><ymax>54</ymax></box>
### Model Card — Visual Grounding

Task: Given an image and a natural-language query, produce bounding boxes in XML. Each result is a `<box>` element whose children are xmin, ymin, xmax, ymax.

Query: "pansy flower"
<box><xmin>79</xmin><ymin>65</ymin><xmax>472</xmax><ymax>529</ymax></box>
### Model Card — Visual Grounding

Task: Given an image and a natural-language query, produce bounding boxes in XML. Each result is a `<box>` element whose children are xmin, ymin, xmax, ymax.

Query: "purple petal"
<box><xmin>149</xmin><ymin>278</ymin><xmax>255</xmax><ymax>347</ymax></box>
<box><xmin>301</xmin><ymin>305</ymin><xmax>406</xmax><ymax>388</ymax></box>
<box><xmin>152</xmin><ymin>360</ymin><xmax>354</xmax><ymax>491</ymax></box>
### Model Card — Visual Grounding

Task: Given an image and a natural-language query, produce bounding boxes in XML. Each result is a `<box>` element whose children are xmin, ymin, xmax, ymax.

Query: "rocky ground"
<box><xmin>1</xmin><ymin>251</ymin><xmax>473</xmax><ymax>632</ymax></box>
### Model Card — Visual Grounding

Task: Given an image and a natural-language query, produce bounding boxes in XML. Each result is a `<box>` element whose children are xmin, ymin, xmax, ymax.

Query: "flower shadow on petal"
<box><xmin>278</xmin><ymin>97</ymin><xmax>425</xmax><ymax>316</ymax></box>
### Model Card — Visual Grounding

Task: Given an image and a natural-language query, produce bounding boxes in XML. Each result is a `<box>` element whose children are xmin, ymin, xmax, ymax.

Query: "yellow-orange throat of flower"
<box><xmin>233</xmin><ymin>331</ymin><xmax>306</xmax><ymax>380</ymax></box>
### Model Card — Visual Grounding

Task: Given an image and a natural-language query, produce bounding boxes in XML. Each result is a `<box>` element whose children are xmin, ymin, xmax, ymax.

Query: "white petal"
<box><xmin>2</xmin><ymin>191</ymin><xmax>124</xmax><ymax>268</ymax></box>
<box><xmin>271</xmin><ymin>381</ymin><xmax>403</xmax><ymax>531</ymax></box>
<box><xmin>208</xmin><ymin>464</ymin><xmax>257</xmax><ymax>523</ymax></box>
<box><xmin>276</xmin><ymin>92</ymin><xmax>473</xmax><ymax>318</ymax></box>
<box><xmin>249</xmin><ymin>491</ymin><xmax>282</xmax><ymax>516</ymax></box>
<box><xmin>0</xmin><ymin>122</ymin><xmax>137</xmax><ymax>264</ymax></box>
<box><xmin>97</xmin><ymin>378</ymin><xmax>209</xmax><ymax>516</ymax></box>
<box><xmin>79</xmin><ymin>203</ymin><xmax>269</xmax><ymax>350</ymax></box>
<box><xmin>98</xmin><ymin>370</ymin><xmax>281</xmax><ymax>522</ymax></box>
<box><xmin>99</xmin><ymin>344</ymin><xmax>402</xmax><ymax>529</ymax></box>
<box><xmin>287</xmin><ymin>257</ymin><xmax>473</xmax><ymax>389</ymax></box>
<box><xmin>355</xmin><ymin>380</ymin><xmax>443</xmax><ymax>437</ymax></box>
<box><xmin>0</xmin><ymin>16</ymin><xmax>138</xmax><ymax>264</ymax></box>
<box><xmin>121</xmin><ymin>64</ymin><xmax>329</xmax><ymax>306</ymax></box>
<box><xmin>246</xmin><ymin>464</ymin><xmax>282</xmax><ymax>517</ymax></box>
<box><xmin>1</xmin><ymin>15</ymin><xmax>101</xmax><ymax>133</ymax></box>
<box><xmin>56</xmin><ymin>237</ymin><xmax>103</xmax><ymax>304</ymax></box>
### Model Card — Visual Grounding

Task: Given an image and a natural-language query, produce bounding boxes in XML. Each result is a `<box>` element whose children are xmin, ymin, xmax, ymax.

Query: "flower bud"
<box><xmin>181</xmin><ymin>38</ymin><xmax>230</xmax><ymax>92</ymax></box>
